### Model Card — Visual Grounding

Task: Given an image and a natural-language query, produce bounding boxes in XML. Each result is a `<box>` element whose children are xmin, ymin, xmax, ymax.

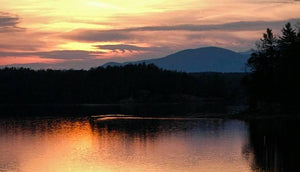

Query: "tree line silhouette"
<box><xmin>245</xmin><ymin>22</ymin><xmax>300</xmax><ymax>114</ymax></box>
<box><xmin>0</xmin><ymin>63</ymin><xmax>245</xmax><ymax>105</ymax></box>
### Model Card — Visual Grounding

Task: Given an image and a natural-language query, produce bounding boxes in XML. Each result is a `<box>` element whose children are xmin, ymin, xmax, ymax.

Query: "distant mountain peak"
<box><xmin>103</xmin><ymin>46</ymin><xmax>250</xmax><ymax>73</ymax></box>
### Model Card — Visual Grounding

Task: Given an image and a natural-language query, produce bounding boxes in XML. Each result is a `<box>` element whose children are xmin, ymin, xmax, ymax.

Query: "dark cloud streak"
<box><xmin>65</xmin><ymin>18</ymin><xmax>300</xmax><ymax>42</ymax></box>
<box><xmin>96</xmin><ymin>44</ymin><xmax>168</xmax><ymax>53</ymax></box>
<box><xmin>65</xmin><ymin>30</ymin><xmax>131</xmax><ymax>42</ymax></box>
<box><xmin>0</xmin><ymin>12</ymin><xmax>24</xmax><ymax>32</ymax></box>
<box><xmin>0</xmin><ymin>50</ymin><xmax>104</xmax><ymax>60</ymax></box>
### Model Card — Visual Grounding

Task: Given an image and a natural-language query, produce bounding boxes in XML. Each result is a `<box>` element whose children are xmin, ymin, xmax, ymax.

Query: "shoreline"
<box><xmin>1</xmin><ymin>103</ymin><xmax>299</xmax><ymax>120</ymax></box>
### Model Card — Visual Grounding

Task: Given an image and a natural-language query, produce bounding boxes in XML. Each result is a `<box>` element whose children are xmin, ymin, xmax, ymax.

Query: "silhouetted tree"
<box><xmin>277</xmin><ymin>23</ymin><xmax>300</xmax><ymax>111</ymax></box>
<box><xmin>246</xmin><ymin>22</ymin><xmax>300</xmax><ymax>113</ymax></box>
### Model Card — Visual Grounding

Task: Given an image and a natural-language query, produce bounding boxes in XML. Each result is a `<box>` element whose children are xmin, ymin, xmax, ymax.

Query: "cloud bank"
<box><xmin>1</xmin><ymin>0</ymin><xmax>300</xmax><ymax>69</ymax></box>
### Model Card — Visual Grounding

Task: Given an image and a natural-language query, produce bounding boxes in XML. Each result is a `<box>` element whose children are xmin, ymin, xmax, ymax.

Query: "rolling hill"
<box><xmin>103</xmin><ymin>47</ymin><xmax>250</xmax><ymax>73</ymax></box>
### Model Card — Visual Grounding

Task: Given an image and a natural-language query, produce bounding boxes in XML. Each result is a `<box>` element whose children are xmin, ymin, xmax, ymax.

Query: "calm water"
<box><xmin>0</xmin><ymin>116</ymin><xmax>298</xmax><ymax>172</ymax></box>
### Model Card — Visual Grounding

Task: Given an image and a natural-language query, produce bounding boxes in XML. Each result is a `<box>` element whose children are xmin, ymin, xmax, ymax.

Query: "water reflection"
<box><xmin>0</xmin><ymin>118</ymin><xmax>94</xmax><ymax>172</ymax></box>
<box><xmin>91</xmin><ymin>118</ymin><xmax>251</xmax><ymax>172</ymax></box>
<box><xmin>1</xmin><ymin>117</ymin><xmax>296</xmax><ymax>172</ymax></box>
<box><xmin>243</xmin><ymin>119</ymin><xmax>300</xmax><ymax>172</ymax></box>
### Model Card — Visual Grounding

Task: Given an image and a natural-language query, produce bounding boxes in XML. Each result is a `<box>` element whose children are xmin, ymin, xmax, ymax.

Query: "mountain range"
<box><xmin>103</xmin><ymin>47</ymin><xmax>251</xmax><ymax>73</ymax></box>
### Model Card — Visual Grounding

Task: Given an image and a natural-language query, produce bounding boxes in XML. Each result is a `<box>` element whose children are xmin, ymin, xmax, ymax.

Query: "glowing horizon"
<box><xmin>0</xmin><ymin>0</ymin><xmax>299</xmax><ymax>69</ymax></box>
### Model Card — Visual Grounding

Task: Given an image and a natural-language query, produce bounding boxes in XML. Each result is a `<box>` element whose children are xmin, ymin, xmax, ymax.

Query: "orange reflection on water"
<box><xmin>0</xmin><ymin>118</ymin><xmax>253</xmax><ymax>172</ymax></box>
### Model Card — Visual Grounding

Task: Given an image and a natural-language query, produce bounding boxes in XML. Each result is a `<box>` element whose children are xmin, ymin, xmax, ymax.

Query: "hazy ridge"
<box><xmin>103</xmin><ymin>47</ymin><xmax>250</xmax><ymax>73</ymax></box>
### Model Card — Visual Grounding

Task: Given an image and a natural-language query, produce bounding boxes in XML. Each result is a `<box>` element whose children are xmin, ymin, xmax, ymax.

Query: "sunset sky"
<box><xmin>0</xmin><ymin>0</ymin><xmax>299</xmax><ymax>69</ymax></box>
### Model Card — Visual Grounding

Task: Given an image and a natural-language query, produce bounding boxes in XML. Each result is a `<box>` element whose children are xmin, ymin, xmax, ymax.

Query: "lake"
<box><xmin>0</xmin><ymin>116</ymin><xmax>298</xmax><ymax>172</ymax></box>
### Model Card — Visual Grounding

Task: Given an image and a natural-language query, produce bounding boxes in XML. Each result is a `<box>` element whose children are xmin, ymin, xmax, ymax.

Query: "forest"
<box><xmin>0</xmin><ymin>63</ymin><xmax>245</xmax><ymax>105</ymax></box>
